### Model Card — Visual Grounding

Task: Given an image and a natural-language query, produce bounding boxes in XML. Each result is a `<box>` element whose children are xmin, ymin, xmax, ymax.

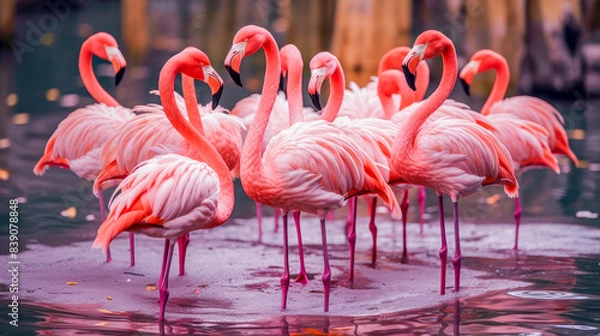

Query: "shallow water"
<box><xmin>1</xmin><ymin>1</ymin><xmax>600</xmax><ymax>335</ymax></box>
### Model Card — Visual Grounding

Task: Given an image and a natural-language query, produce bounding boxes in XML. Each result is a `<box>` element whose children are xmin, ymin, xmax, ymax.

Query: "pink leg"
<box><xmin>158</xmin><ymin>239</ymin><xmax>175</xmax><ymax>321</ymax></box>
<box><xmin>513</xmin><ymin>197</ymin><xmax>521</xmax><ymax>250</ymax></box>
<box><xmin>400</xmin><ymin>190</ymin><xmax>409</xmax><ymax>259</ymax></box>
<box><xmin>281</xmin><ymin>212</ymin><xmax>290</xmax><ymax>310</ymax></box>
<box><xmin>157</xmin><ymin>239</ymin><xmax>170</xmax><ymax>289</ymax></box>
<box><xmin>368</xmin><ymin>197</ymin><xmax>378</xmax><ymax>268</ymax></box>
<box><xmin>451</xmin><ymin>200</ymin><xmax>462</xmax><ymax>292</ymax></box>
<box><xmin>292</xmin><ymin>210</ymin><xmax>308</xmax><ymax>285</ymax></box>
<box><xmin>347</xmin><ymin>197</ymin><xmax>357</xmax><ymax>282</ymax></box>
<box><xmin>177</xmin><ymin>233</ymin><xmax>190</xmax><ymax>276</ymax></box>
<box><xmin>256</xmin><ymin>202</ymin><xmax>262</xmax><ymax>240</ymax></box>
<box><xmin>129</xmin><ymin>232</ymin><xmax>135</xmax><ymax>267</ymax></box>
<box><xmin>438</xmin><ymin>195</ymin><xmax>448</xmax><ymax>295</ymax></box>
<box><xmin>418</xmin><ymin>186</ymin><xmax>426</xmax><ymax>234</ymax></box>
<box><xmin>345</xmin><ymin>198</ymin><xmax>355</xmax><ymax>235</ymax></box>
<box><xmin>98</xmin><ymin>192</ymin><xmax>112</xmax><ymax>263</ymax></box>
<box><xmin>320</xmin><ymin>218</ymin><xmax>332</xmax><ymax>312</ymax></box>
<box><xmin>274</xmin><ymin>208</ymin><xmax>280</xmax><ymax>233</ymax></box>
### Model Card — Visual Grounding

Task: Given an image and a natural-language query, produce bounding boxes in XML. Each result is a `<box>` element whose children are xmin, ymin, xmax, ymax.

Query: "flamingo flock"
<box><xmin>34</xmin><ymin>25</ymin><xmax>578</xmax><ymax>320</ymax></box>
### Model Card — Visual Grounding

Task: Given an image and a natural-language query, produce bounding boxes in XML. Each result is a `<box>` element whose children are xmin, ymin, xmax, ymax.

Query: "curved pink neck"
<box><xmin>159</xmin><ymin>60</ymin><xmax>233</xmax><ymax>228</ymax></box>
<box><xmin>240</xmin><ymin>35</ymin><xmax>281</xmax><ymax>185</ymax></box>
<box><xmin>285</xmin><ymin>53</ymin><xmax>305</xmax><ymax>125</ymax></box>
<box><xmin>481</xmin><ymin>57</ymin><xmax>510</xmax><ymax>115</ymax></box>
<box><xmin>377</xmin><ymin>70</ymin><xmax>413</xmax><ymax>119</ymax></box>
<box><xmin>393</xmin><ymin>42</ymin><xmax>457</xmax><ymax>157</ymax></box>
<box><xmin>79</xmin><ymin>39</ymin><xmax>120</xmax><ymax>107</ymax></box>
<box><xmin>320</xmin><ymin>64</ymin><xmax>346</xmax><ymax>122</ymax></box>
<box><xmin>181</xmin><ymin>74</ymin><xmax>204</xmax><ymax>134</ymax></box>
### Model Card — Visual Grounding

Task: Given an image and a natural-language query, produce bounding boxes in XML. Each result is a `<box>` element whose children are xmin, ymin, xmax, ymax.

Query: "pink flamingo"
<box><xmin>33</xmin><ymin>32</ymin><xmax>133</xmax><ymax>263</ymax></box>
<box><xmin>93</xmin><ymin>72</ymin><xmax>237</xmax><ymax>272</ymax></box>
<box><xmin>93</xmin><ymin>47</ymin><xmax>233</xmax><ymax>321</ymax></box>
<box><xmin>459</xmin><ymin>49</ymin><xmax>576</xmax><ymax>249</ymax></box>
<box><xmin>231</xmin><ymin>47</ymin><xmax>317</xmax><ymax>239</ymax></box>
<box><xmin>307</xmin><ymin>52</ymin><xmax>408</xmax><ymax>278</ymax></box>
<box><xmin>224</xmin><ymin>25</ymin><xmax>399</xmax><ymax>312</ymax></box>
<box><xmin>396</xmin><ymin>30</ymin><xmax>519</xmax><ymax>295</ymax></box>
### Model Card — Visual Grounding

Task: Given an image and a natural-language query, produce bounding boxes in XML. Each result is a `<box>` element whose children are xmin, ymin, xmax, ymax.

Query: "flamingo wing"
<box><xmin>260</xmin><ymin>120</ymin><xmax>399</xmax><ymax>216</ymax></box>
<box><xmin>489</xmin><ymin>96</ymin><xmax>578</xmax><ymax>164</ymax></box>
<box><xmin>403</xmin><ymin>118</ymin><xmax>518</xmax><ymax>200</ymax></box>
<box><xmin>33</xmin><ymin>103</ymin><xmax>134</xmax><ymax>180</ymax></box>
<box><xmin>93</xmin><ymin>154</ymin><xmax>220</xmax><ymax>250</ymax></box>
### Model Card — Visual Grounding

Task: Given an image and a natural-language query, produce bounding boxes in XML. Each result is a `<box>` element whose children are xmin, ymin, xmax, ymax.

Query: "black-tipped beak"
<box><xmin>212</xmin><ymin>85</ymin><xmax>223</xmax><ymax>110</ymax></box>
<box><xmin>279</xmin><ymin>73</ymin><xmax>288</xmax><ymax>93</ymax></box>
<box><xmin>115</xmin><ymin>67</ymin><xmax>126</xmax><ymax>86</ymax></box>
<box><xmin>402</xmin><ymin>64</ymin><xmax>416</xmax><ymax>91</ymax></box>
<box><xmin>225</xmin><ymin>65</ymin><xmax>242</xmax><ymax>87</ymax></box>
<box><xmin>309</xmin><ymin>92</ymin><xmax>322</xmax><ymax>111</ymax></box>
<box><xmin>459</xmin><ymin>78</ymin><xmax>470</xmax><ymax>96</ymax></box>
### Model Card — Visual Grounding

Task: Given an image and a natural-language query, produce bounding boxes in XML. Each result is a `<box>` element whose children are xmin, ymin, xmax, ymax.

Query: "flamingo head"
<box><xmin>459</xmin><ymin>49</ymin><xmax>505</xmax><ymax>96</ymax></box>
<box><xmin>378</xmin><ymin>69</ymin><xmax>404</xmax><ymax>97</ymax></box>
<box><xmin>88</xmin><ymin>32</ymin><xmax>127</xmax><ymax>86</ymax></box>
<box><xmin>279</xmin><ymin>44</ymin><xmax>303</xmax><ymax>95</ymax></box>
<box><xmin>224</xmin><ymin>25</ymin><xmax>273</xmax><ymax>87</ymax></box>
<box><xmin>307</xmin><ymin>52</ymin><xmax>340</xmax><ymax>111</ymax></box>
<box><xmin>402</xmin><ymin>30</ymin><xmax>451</xmax><ymax>91</ymax></box>
<box><xmin>179</xmin><ymin>47</ymin><xmax>224</xmax><ymax>109</ymax></box>
<box><xmin>378</xmin><ymin>46</ymin><xmax>411</xmax><ymax>75</ymax></box>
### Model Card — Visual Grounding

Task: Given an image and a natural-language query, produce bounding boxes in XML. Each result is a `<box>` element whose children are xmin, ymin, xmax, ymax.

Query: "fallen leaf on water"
<box><xmin>193</xmin><ymin>289</ymin><xmax>200</xmax><ymax>294</ymax></box>
<box><xmin>61</xmin><ymin>207</ymin><xmax>77</xmax><ymax>218</ymax></box>
<box><xmin>106</xmin><ymin>296</ymin><xmax>112</xmax><ymax>300</ymax></box>
<box><xmin>146</xmin><ymin>285</ymin><xmax>157</xmax><ymax>291</ymax></box>
<box><xmin>94</xmin><ymin>322</ymin><xmax>108</xmax><ymax>326</ymax></box>
<box><xmin>66</xmin><ymin>281</ymin><xmax>78</xmax><ymax>286</ymax></box>
<box><xmin>485</xmin><ymin>194</ymin><xmax>500</xmax><ymax>205</ymax></box>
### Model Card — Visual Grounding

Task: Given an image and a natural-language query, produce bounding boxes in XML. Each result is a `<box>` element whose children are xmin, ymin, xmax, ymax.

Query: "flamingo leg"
<box><xmin>348</xmin><ymin>197</ymin><xmax>357</xmax><ymax>282</ymax></box>
<box><xmin>158</xmin><ymin>239</ymin><xmax>175</xmax><ymax>321</ymax></box>
<box><xmin>513</xmin><ymin>197</ymin><xmax>521</xmax><ymax>250</ymax></box>
<box><xmin>256</xmin><ymin>202</ymin><xmax>263</xmax><ymax>240</ymax></box>
<box><xmin>98</xmin><ymin>191</ymin><xmax>112</xmax><ymax>263</ymax></box>
<box><xmin>274</xmin><ymin>208</ymin><xmax>280</xmax><ymax>233</ymax></box>
<box><xmin>320</xmin><ymin>217</ymin><xmax>332</xmax><ymax>312</ymax></box>
<box><xmin>345</xmin><ymin>198</ymin><xmax>355</xmax><ymax>235</ymax></box>
<box><xmin>292</xmin><ymin>210</ymin><xmax>308</xmax><ymax>285</ymax></box>
<box><xmin>281</xmin><ymin>211</ymin><xmax>290</xmax><ymax>310</ymax></box>
<box><xmin>368</xmin><ymin>197</ymin><xmax>378</xmax><ymax>268</ymax></box>
<box><xmin>438</xmin><ymin>195</ymin><xmax>448</xmax><ymax>295</ymax></box>
<box><xmin>157</xmin><ymin>239</ymin><xmax>170</xmax><ymax>289</ymax></box>
<box><xmin>418</xmin><ymin>186</ymin><xmax>426</xmax><ymax>234</ymax></box>
<box><xmin>129</xmin><ymin>232</ymin><xmax>135</xmax><ymax>267</ymax></box>
<box><xmin>400</xmin><ymin>190</ymin><xmax>409</xmax><ymax>259</ymax></box>
<box><xmin>177</xmin><ymin>232</ymin><xmax>190</xmax><ymax>276</ymax></box>
<box><xmin>451</xmin><ymin>200</ymin><xmax>462</xmax><ymax>292</ymax></box>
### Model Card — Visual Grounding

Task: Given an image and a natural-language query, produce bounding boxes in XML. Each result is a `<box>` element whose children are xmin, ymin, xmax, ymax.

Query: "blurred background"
<box><xmin>0</xmin><ymin>0</ymin><xmax>598</xmax><ymax>244</ymax></box>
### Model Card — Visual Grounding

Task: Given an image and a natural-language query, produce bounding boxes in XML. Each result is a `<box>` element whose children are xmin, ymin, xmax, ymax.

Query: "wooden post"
<box><xmin>0</xmin><ymin>0</ymin><xmax>15</xmax><ymax>44</ymax></box>
<box><xmin>520</xmin><ymin>0</ymin><xmax>584</xmax><ymax>93</ymax></box>
<box><xmin>463</xmin><ymin>0</ymin><xmax>526</xmax><ymax>96</ymax></box>
<box><xmin>330</xmin><ymin>0</ymin><xmax>412</xmax><ymax>86</ymax></box>
<box><xmin>121</xmin><ymin>0</ymin><xmax>150</xmax><ymax>66</ymax></box>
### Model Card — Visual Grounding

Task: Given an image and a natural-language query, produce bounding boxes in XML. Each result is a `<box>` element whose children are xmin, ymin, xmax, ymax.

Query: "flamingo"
<box><xmin>33</xmin><ymin>32</ymin><xmax>133</xmax><ymax>263</ymax></box>
<box><xmin>395</xmin><ymin>30</ymin><xmax>519</xmax><ymax>295</ymax></box>
<box><xmin>92</xmin><ymin>47</ymin><xmax>233</xmax><ymax>321</ymax></box>
<box><xmin>459</xmin><ymin>49</ymin><xmax>576</xmax><ymax>249</ymax></box>
<box><xmin>308</xmin><ymin>52</ymin><xmax>412</xmax><ymax>279</ymax></box>
<box><xmin>224</xmin><ymin>25</ymin><xmax>399</xmax><ymax>312</ymax></box>
<box><xmin>93</xmin><ymin>69</ymin><xmax>237</xmax><ymax>273</ymax></box>
<box><xmin>231</xmin><ymin>46</ymin><xmax>317</xmax><ymax>239</ymax></box>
